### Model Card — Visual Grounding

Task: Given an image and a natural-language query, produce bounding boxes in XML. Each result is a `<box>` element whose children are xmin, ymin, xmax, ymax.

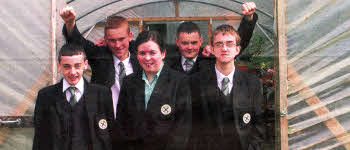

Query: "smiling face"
<box><xmin>104</xmin><ymin>24</ymin><xmax>132</xmax><ymax>61</ymax></box>
<box><xmin>212</xmin><ymin>32</ymin><xmax>240</xmax><ymax>64</ymax></box>
<box><xmin>175</xmin><ymin>32</ymin><xmax>202</xmax><ymax>59</ymax></box>
<box><xmin>58</xmin><ymin>54</ymin><xmax>88</xmax><ymax>85</ymax></box>
<box><xmin>137</xmin><ymin>40</ymin><xmax>166</xmax><ymax>76</ymax></box>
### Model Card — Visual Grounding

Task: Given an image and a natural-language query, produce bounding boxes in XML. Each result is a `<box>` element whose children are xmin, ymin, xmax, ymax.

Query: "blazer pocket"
<box><xmin>236</xmin><ymin>108</ymin><xmax>255</xmax><ymax>129</ymax></box>
<box><xmin>158</xmin><ymin>104</ymin><xmax>175</xmax><ymax>122</ymax></box>
<box><xmin>95</xmin><ymin>114</ymin><xmax>110</xmax><ymax>135</ymax></box>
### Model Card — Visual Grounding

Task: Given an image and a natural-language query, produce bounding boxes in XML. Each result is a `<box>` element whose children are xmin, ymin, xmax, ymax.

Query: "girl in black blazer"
<box><xmin>115</xmin><ymin>31</ymin><xmax>192</xmax><ymax>150</ymax></box>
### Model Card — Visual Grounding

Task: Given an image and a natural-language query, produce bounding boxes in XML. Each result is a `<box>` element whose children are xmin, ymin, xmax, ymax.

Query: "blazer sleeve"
<box><xmin>166</xmin><ymin>76</ymin><xmax>192</xmax><ymax>150</ymax></box>
<box><xmin>62</xmin><ymin>24</ymin><xmax>104</xmax><ymax>61</ymax></box>
<box><xmin>249</xmin><ymin>78</ymin><xmax>267</xmax><ymax>150</ymax></box>
<box><xmin>101</xmin><ymin>87</ymin><xmax>114</xmax><ymax>133</ymax></box>
<box><xmin>237</xmin><ymin>13</ymin><xmax>258</xmax><ymax>55</ymax></box>
<box><xmin>32</xmin><ymin>90</ymin><xmax>50</xmax><ymax>150</ymax></box>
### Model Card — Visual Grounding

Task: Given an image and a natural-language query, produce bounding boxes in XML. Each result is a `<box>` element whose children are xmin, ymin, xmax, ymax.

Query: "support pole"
<box><xmin>50</xmin><ymin>0</ymin><xmax>57</xmax><ymax>84</ymax></box>
<box><xmin>275</xmin><ymin>0</ymin><xmax>288</xmax><ymax>149</ymax></box>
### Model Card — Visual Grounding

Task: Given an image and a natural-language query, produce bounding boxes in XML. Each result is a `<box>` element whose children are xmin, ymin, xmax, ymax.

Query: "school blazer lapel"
<box><xmin>54</xmin><ymin>81</ymin><xmax>71</xmax><ymax>141</ymax></box>
<box><xmin>203</xmin><ymin>67</ymin><xmax>225</xmax><ymax>135</ymax></box>
<box><xmin>147</xmin><ymin>65</ymin><xmax>171</xmax><ymax>111</ymax></box>
<box><xmin>134</xmin><ymin>72</ymin><xmax>146</xmax><ymax>112</ymax></box>
<box><xmin>83</xmin><ymin>82</ymin><xmax>98</xmax><ymax>125</ymax></box>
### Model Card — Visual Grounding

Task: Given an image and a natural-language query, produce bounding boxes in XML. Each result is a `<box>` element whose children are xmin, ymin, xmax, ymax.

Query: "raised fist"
<box><xmin>60</xmin><ymin>6</ymin><xmax>76</xmax><ymax>24</ymax></box>
<box><xmin>241</xmin><ymin>2</ymin><xmax>256</xmax><ymax>17</ymax></box>
<box><xmin>202</xmin><ymin>45</ymin><xmax>213</xmax><ymax>57</ymax></box>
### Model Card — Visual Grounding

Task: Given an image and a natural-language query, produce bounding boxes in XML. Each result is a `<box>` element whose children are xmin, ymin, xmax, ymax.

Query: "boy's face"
<box><xmin>104</xmin><ymin>24</ymin><xmax>132</xmax><ymax>61</ymax></box>
<box><xmin>58</xmin><ymin>54</ymin><xmax>88</xmax><ymax>85</ymax></box>
<box><xmin>175</xmin><ymin>32</ymin><xmax>203</xmax><ymax>59</ymax></box>
<box><xmin>212</xmin><ymin>32</ymin><xmax>240</xmax><ymax>64</ymax></box>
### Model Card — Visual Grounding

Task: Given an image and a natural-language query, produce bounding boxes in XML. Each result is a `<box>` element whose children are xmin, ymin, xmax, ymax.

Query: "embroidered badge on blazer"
<box><xmin>243</xmin><ymin>113</ymin><xmax>251</xmax><ymax>124</ymax></box>
<box><xmin>98</xmin><ymin>119</ymin><xmax>108</xmax><ymax>130</ymax></box>
<box><xmin>161</xmin><ymin>104</ymin><xmax>172</xmax><ymax>115</ymax></box>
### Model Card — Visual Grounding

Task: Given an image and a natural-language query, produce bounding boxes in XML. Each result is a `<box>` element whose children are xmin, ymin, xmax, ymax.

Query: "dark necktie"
<box><xmin>184</xmin><ymin>58</ymin><xmax>194</xmax><ymax>72</ymax></box>
<box><xmin>67</xmin><ymin>86</ymin><xmax>77</xmax><ymax>106</ymax></box>
<box><xmin>119</xmin><ymin>62</ymin><xmax>126</xmax><ymax>86</ymax></box>
<box><xmin>221</xmin><ymin>77</ymin><xmax>230</xmax><ymax>96</ymax></box>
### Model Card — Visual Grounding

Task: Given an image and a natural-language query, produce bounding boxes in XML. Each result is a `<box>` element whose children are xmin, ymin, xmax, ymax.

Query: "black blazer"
<box><xmin>189</xmin><ymin>65</ymin><xmax>266</xmax><ymax>150</ymax></box>
<box><xmin>63</xmin><ymin>25</ymin><xmax>141</xmax><ymax>88</ymax></box>
<box><xmin>166</xmin><ymin>13</ymin><xmax>258</xmax><ymax>74</ymax></box>
<box><xmin>32</xmin><ymin>80</ymin><xmax>114</xmax><ymax>150</ymax></box>
<box><xmin>115</xmin><ymin>65</ymin><xmax>192</xmax><ymax>150</ymax></box>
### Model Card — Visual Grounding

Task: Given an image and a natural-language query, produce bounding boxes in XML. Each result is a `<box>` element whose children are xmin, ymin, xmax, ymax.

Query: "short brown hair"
<box><xmin>211</xmin><ymin>24</ymin><xmax>241</xmax><ymax>46</ymax></box>
<box><xmin>104</xmin><ymin>16</ymin><xmax>130</xmax><ymax>34</ymax></box>
<box><xmin>58</xmin><ymin>44</ymin><xmax>86</xmax><ymax>63</ymax></box>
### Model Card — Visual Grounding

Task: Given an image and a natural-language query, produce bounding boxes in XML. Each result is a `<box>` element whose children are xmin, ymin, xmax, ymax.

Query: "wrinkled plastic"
<box><xmin>0</xmin><ymin>0</ymin><xmax>273</xmax><ymax>149</ymax></box>
<box><xmin>287</xmin><ymin>0</ymin><xmax>350</xmax><ymax>149</ymax></box>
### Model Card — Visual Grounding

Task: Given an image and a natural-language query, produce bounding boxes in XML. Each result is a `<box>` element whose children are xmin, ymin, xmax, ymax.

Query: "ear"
<box><xmin>127</xmin><ymin>32</ymin><xmax>133</xmax><ymax>42</ymax></box>
<box><xmin>84</xmin><ymin>60</ymin><xmax>89</xmax><ymax>70</ymax></box>
<box><xmin>199</xmin><ymin>36</ymin><xmax>203</xmax><ymax>45</ymax></box>
<box><xmin>104</xmin><ymin>35</ymin><xmax>107</xmax><ymax>41</ymax></box>
<box><xmin>235</xmin><ymin>46</ymin><xmax>241</xmax><ymax>56</ymax></box>
<box><xmin>175</xmin><ymin>37</ymin><xmax>179</xmax><ymax>46</ymax></box>
<box><xmin>161</xmin><ymin>49</ymin><xmax>166</xmax><ymax>60</ymax></box>
<box><xmin>57</xmin><ymin>62</ymin><xmax>62</xmax><ymax>72</ymax></box>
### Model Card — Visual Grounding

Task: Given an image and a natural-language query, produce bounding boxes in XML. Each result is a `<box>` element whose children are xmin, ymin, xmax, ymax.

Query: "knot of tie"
<box><xmin>119</xmin><ymin>62</ymin><xmax>126</xmax><ymax>86</ymax></box>
<box><xmin>221</xmin><ymin>77</ymin><xmax>230</xmax><ymax>96</ymax></box>
<box><xmin>67</xmin><ymin>86</ymin><xmax>77</xmax><ymax>106</ymax></box>
<box><xmin>184</xmin><ymin>58</ymin><xmax>194</xmax><ymax>72</ymax></box>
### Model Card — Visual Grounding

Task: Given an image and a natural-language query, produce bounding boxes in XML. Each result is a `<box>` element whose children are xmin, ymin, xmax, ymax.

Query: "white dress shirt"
<box><xmin>215</xmin><ymin>65</ymin><xmax>235</xmax><ymax>94</ymax></box>
<box><xmin>111</xmin><ymin>52</ymin><xmax>134</xmax><ymax>118</ymax></box>
<box><xmin>62</xmin><ymin>78</ymin><xmax>84</xmax><ymax>102</ymax></box>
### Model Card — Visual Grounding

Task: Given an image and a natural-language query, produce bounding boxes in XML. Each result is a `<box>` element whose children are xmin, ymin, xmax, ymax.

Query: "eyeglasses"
<box><xmin>213</xmin><ymin>41</ymin><xmax>236</xmax><ymax>48</ymax></box>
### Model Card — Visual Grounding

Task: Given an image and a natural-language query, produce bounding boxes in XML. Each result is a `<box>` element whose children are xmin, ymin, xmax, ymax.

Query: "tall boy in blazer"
<box><xmin>116</xmin><ymin>31</ymin><xmax>192</xmax><ymax>150</ymax></box>
<box><xmin>189</xmin><ymin>24</ymin><xmax>266</xmax><ymax>150</ymax></box>
<box><xmin>33</xmin><ymin>44</ymin><xmax>114</xmax><ymax>150</ymax></box>
<box><xmin>60</xmin><ymin>7</ymin><xmax>141</xmax><ymax>117</ymax></box>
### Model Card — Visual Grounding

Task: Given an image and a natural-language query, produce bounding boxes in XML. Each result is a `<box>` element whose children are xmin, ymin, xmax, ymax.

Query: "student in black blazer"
<box><xmin>116</xmin><ymin>31</ymin><xmax>192</xmax><ymax>150</ymax></box>
<box><xmin>188</xmin><ymin>24</ymin><xmax>266</xmax><ymax>150</ymax></box>
<box><xmin>60</xmin><ymin>7</ymin><xmax>141</xmax><ymax>118</ymax></box>
<box><xmin>167</xmin><ymin>2</ymin><xmax>258</xmax><ymax>75</ymax></box>
<box><xmin>33</xmin><ymin>44</ymin><xmax>114</xmax><ymax>150</ymax></box>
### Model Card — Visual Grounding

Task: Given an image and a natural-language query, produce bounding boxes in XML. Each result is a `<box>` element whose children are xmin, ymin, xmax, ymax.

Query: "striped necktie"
<box><xmin>119</xmin><ymin>62</ymin><xmax>126</xmax><ymax>86</ymax></box>
<box><xmin>184</xmin><ymin>58</ymin><xmax>194</xmax><ymax>72</ymax></box>
<box><xmin>221</xmin><ymin>77</ymin><xmax>230</xmax><ymax>96</ymax></box>
<box><xmin>67</xmin><ymin>86</ymin><xmax>77</xmax><ymax>106</ymax></box>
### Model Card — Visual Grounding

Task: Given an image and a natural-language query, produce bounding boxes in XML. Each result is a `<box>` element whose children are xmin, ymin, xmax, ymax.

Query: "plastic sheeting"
<box><xmin>0</xmin><ymin>0</ymin><xmax>274</xmax><ymax>149</ymax></box>
<box><xmin>287</xmin><ymin>0</ymin><xmax>350</xmax><ymax>149</ymax></box>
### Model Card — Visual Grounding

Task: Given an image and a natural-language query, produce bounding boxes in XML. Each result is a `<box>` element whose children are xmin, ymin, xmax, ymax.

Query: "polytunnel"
<box><xmin>6</xmin><ymin>0</ymin><xmax>342</xmax><ymax>150</ymax></box>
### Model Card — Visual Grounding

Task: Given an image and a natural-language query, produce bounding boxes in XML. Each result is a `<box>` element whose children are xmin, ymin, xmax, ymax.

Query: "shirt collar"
<box><xmin>215</xmin><ymin>65</ymin><xmax>235</xmax><ymax>84</ymax></box>
<box><xmin>62</xmin><ymin>78</ymin><xmax>84</xmax><ymax>93</ymax></box>
<box><xmin>113</xmin><ymin>52</ymin><xmax>131</xmax><ymax>66</ymax></box>
<box><xmin>181</xmin><ymin>55</ymin><xmax>198</xmax><ymax>66</ymax></box>
<box><xmin>142</xmin><ymin>63</ymin><xmax>164</xmax><ymax>83</ymax></box>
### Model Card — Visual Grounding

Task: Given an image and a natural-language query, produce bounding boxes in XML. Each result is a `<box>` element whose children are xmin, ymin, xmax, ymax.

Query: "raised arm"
<box><xmin>202</xmin><ymin>2</ymin><xmax>258</xmax><ymax>57</ymax></box>
<box><xmin>238</xmin><ymin>2</ymin><xmax>258</xmax><ymax>55</ymax></box>
<box><xmin>59</xmin><ymin>6</ymin><xmax>76</xmax><ymax>36</ymax></box>
<box><xmin>59</xmin><ymin>6</ymin><xmax>105</xmax><ymax>61</ymax></box>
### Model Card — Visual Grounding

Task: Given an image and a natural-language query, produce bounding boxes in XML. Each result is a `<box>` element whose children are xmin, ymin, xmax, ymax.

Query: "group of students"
<box><xmin>33</xmin><ymin>2</ymin><xmax>267</xmax><ymax>150</ymax></box>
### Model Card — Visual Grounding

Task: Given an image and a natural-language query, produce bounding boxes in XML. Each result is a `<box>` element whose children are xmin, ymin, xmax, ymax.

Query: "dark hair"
<box><xmin>104</xmin><ymin>15</ymin><xmax>130</xmax><ymax>34</ymax></box>
<box><xmin>176</xmin><ymin>21</ymin><xmax>201</xmax><ymax>38</ymax></box>
<box><xmin>135</xmin><ymin>30</ymin><xmax>165</xmax><ymax>52</ymax></box>
<box><xmin>211</xmin><ymin>24</ymin><xmax>241</xmax><ymax>45</ymax></box>
<box><xmin>58</xmin><ymin>43</ymin><xmax>86</xmax><ymax>63</ymax></box>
